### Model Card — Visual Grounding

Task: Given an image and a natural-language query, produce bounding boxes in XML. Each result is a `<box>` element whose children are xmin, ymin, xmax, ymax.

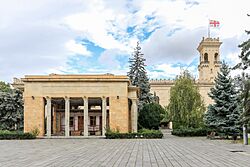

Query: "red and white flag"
<box><xmin>209</xmin><ymin>20</ymin><xmax>220</xmax><ymax>28</ymax></box>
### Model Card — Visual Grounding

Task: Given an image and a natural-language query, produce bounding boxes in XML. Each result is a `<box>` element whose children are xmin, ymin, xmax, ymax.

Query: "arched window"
<box><xmin>204</xmin><ymin>53</ymin><xmax>208</xmax><ymax>62</ymax></box>
<box><xmin>214</xmin><ymin>53</ymin><xmax>218</xmax><ymax>61</ymax></box>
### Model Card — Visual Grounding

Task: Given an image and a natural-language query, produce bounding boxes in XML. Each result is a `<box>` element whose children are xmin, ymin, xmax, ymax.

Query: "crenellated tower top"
<box><xmin>197</xmin><ymin>37</ymin><xmax>222</xmax><ymax>83</ymax></box>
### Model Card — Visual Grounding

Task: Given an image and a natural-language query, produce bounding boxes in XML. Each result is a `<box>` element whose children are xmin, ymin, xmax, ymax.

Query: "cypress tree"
<box><xmin>128</xmin><ymin>41</ymin><xmax>153</xmax><ymax>109</ymax></box>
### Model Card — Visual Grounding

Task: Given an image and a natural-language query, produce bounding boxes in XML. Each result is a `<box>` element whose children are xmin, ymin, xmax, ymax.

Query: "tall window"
<box><xmin>204</xmin><ymin>53</ymin><xmax>208</xmax><ymax>62</ymax></box>
<box><xmin>214</xmin><ymin>53</ymin><xmax>218</xmax><ymax>61</ymax></box>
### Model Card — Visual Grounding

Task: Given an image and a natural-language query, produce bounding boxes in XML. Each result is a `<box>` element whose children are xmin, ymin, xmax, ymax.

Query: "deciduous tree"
<box><xmin>168</xmin><ymin>70</ymin><xmax>205</xmax><ymax>129</ymax></box>
<box><xmin>0</xmin><ymin>89</ymin><xmax>23</xmax><ymax>130</ymax></box>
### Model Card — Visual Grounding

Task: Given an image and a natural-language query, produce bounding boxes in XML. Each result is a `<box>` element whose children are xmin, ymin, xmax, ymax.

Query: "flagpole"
<box><xmin>208</xmin><ymin>19</ymin><xmax>210</xmax><ymax>38</ymax></box>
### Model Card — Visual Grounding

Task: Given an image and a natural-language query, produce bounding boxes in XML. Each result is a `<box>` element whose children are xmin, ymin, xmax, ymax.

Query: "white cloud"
<box><xmin>65</xmin><ymin>40</ymin><xmax>91</xmax><ymax>56</ymax></box>
<box><xmin>0</xmin><ymin>0</ymin><xmax>249</xmax><ymax>82</ymax></box>
<box><xmin>64</xmin><ymin>9</ymin><xmax>127</xmax><ymax>51</ymax></box>
<box><xmin>98</xmin><ymin>49</ymin><xmax>128</xmax><ymax>69</ymax></box>
<box><xmin>0</xmin><ymin>0</ymin><xmax>89</xmax><ymax>82</ymax></box>
<box><xmin>143</xmin><ymin>27</ymin><xmax>206</xmax><ymax>65</ymax></box>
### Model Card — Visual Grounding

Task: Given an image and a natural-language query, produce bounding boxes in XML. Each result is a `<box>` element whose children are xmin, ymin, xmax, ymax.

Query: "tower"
<box><xmin>197</xmin><ymin>37</ymin><xmax>222</xmax><ymax>82</ymax></box>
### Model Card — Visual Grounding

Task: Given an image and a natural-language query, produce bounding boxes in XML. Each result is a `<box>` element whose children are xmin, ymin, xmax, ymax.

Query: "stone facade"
<box><xmin>150</xmin><ymin>37</ymin><xmax>222</xmax><ymax>107</ymax></box>
<box><xmin>14</xmin><ymin>74</ymin><xmax>138</xmax><ymax>137</ymax></box>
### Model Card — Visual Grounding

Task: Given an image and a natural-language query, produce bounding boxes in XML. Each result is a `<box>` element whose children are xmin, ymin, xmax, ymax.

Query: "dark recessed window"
<box><xmin>204</xmin><ymin>53</ymin><xmax>208</xmax><ymax>62</ymax></box>
<box><xmin>70</xmin><ymin>117</ymin><xmax>74</xmax><ymax>127</ymax></box>
<box><xmin>214</xmin><ymin>53</ymin><xmax>218</xmax><ymax>61</ymax></box>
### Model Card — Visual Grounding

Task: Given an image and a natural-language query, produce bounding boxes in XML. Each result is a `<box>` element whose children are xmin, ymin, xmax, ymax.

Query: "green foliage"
<box><xmin>160</xmin><ymin>106</ymin><xmax>171</xmax><ymax>124</ymax></box>
<box><xmin>168</xmin><ymin>70</ymin><xmax>206</xmax><ymax>129</ymax></box>
<box><xmin>0</xmin><ymin>89</ymin><xmax>24</xmax><ymax>130</ymax></box>
<box><xmin>233</xmin><ymin>15</ymin><xmax>250</xmax><ymax>71</ymax></box>
<box><xmin>241</xmin><ymin>78</ymin><xmax>250</xmax><ymax>124</ymax></box>
<box><xmin>171</xmin><ymin>127</ymin><xmax>209</xmax><ymax>137</ymax></box>
<box><xmin>232</xmin><ymin>14</ymin><xmax>250</xmax><ymax>125</ymax></box>
<box><xmin>138</xmin><ymin>103</ymin><xmax>164</xmax><ymax>130</ymax></box>
<box><xmin>105</xmin><ymin>129</ymin><xmax>163</xmax><ymax>139</ymax></box>
<box><xmin>0</xmin><ymin>81</ymin><xmax>11</xmax><ymax>92</ymax></box>
<box><xmin>30</xmin><ymin>127</ymin><xmax>40</xmax><ymax>137</ymax></box>
<box><xmin>127</xmin><ymin>41</ymin><xmax>153</xmax><ymax>109</ymax></box>
<box><xmin>204</xmin><ymin>63</ymin><xmax>242</xmax><ymax>135</ymax></box>
<box><xmin>0</xmin><ymin>130</ymin><xmax>36</xmax><ymax>140</ymax></box>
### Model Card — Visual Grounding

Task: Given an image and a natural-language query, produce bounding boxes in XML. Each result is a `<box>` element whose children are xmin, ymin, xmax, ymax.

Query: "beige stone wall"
<box><xmin>150</xmin><ymin>81</ymin><xmax>214</xmax><ymax>108</ymax></box>
<box><xmin>24</xmin><ymin>97</ymin><xmax>44</xmax><ymax>136</ymax></box>
<box><xmin>109</xmin><ymin>96</ymin><xmax>129</xmax><ymax>132</ymax></box>
<box><xmin>197</xmin><ymin>83</ymin><xmax>214</xmax><ymax>107</ymax></box>
<box><xmin>23</xmin><ymin>82</ymin><xmax>129</xmax><ymax>98</ymax></box>
<box><xmin>150</xmin><ymin>83</ymin><xmax>173</xmax><ymax>107</ymax></box>
<box><xmin>22</xmin><ymin>75</ymin><xmax>135</xmax><ymax>135</ymax></box>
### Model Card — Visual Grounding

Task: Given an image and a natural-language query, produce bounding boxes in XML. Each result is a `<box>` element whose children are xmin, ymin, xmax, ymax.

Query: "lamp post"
<box><xmin>242</xmin><ymin>73</ymin><xmax>248</xmax><ymax>145</ymax></box>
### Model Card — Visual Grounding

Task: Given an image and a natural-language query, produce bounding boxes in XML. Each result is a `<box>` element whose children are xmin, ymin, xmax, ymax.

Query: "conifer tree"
<box><xmin>233</xmin><ymin>14</ymin><xmax>250</xmax><ymax>125</ymax></box>
<box><xmin>128</xmin><ymin>41</ymin><xmax>153</xmax><ymax>109</ymax></box>
<box><xmin>234</xmin><ymin>14</ymin><xmax>250</xmax><ymax>70</ymax></box>
<box><xmin>204</xmin><ymin>63</ymin><xmax>242</xmax><ymax>134</ymax></box>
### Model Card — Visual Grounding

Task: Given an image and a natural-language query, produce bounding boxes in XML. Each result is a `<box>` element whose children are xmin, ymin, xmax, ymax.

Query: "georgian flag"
<box><xmin>209</xmin><ymin>20</ymin><xmax>220</xmax><ymax>27</ymax></box>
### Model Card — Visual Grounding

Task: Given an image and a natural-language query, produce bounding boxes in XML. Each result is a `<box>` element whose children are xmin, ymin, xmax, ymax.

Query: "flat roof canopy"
<box><xmin>21</xmin><ymin>74</ymin><xmax>130</xmax><ymax>82</ymax></box>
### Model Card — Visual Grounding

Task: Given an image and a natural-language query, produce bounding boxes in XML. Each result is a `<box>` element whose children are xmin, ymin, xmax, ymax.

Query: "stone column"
<box><xmin>52</xmin><ymin>106</ymin><xmax>57</xmax><ymax>134</ymax></box>
<box><xmin>102</xmin><ymin>97</ymin><xmax>107</xmax><ymax>136</ymax></box>
<box><xmin>65</xmin><ymin>97</ymin><xmax>70</xmax><ymax>137</ymax></box>
<box><xmin>83</xmin><ymin>97</ymin><xmax>88</xmax><ymax>136</ymax></box>
<box><xmin>46</xmin><ymin>97</ymin><xmax>51</xmax><ymax>137</ymax></box>
<box><xmin>131</xmin><ymin>99</ymin><xmax>138</xmax><ymax>133</ymax></box>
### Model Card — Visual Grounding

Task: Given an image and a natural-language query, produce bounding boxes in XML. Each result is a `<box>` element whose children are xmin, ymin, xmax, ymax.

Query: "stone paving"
<box><xmin>0</xmin><ymin>132</ymin><xmax>250</xmax><ymax>167</ymax></box>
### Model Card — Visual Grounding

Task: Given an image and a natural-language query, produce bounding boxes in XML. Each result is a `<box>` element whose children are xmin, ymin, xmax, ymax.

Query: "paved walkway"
<box><xmin>0</xmin><ymin>132</ymin><xmax>250</xmax><ymax>167</ymax></box>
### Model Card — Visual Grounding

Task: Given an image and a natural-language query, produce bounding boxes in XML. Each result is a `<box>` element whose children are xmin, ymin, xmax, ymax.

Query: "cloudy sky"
<box><xmin>0</xmin><ymin>0</ymin><xmax>249</xmax><ymax>82</ymax></box>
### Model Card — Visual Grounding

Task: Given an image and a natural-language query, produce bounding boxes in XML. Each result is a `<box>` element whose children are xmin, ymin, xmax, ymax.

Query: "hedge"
<box><xmin>0</xmin><ymin>130</ymin><xmax>36</xmax><ymax>140</ymax></box>
<box><xmin>171</xmin><ymin>127</ymin><xmax>209</xmax><ymax>137</ymax></box>
<box><xmin>105</xmin><ymin>129</ymin><xmax>163</xmax><ymax>139</ymax></box>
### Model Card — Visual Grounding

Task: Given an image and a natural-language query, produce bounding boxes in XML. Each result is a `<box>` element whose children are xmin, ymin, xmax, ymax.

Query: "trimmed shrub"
<box><xmin>105</xmin><ymin>129</ymin><xmax>163</xmax><ymax>139</ymax></box>
<box><xmin>171</xmin><ymin>127</ymin><xmax>209</xmax><ymax>137</ymax></box>
<box><xmin>138</xmin><ymin>103</ymin><xmax>165</xmax><ymax>130</ymax></box>
<box><xmin>0</xmin><ymin>130</ymin><xmax>36</xmax><ymax>140</ymax></box>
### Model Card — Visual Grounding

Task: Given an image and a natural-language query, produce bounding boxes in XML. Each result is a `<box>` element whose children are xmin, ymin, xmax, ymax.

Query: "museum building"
<box><xmin>13</xmin><ymin>74</ymin><xmax>139</xmax><ymax>137</ymax></box>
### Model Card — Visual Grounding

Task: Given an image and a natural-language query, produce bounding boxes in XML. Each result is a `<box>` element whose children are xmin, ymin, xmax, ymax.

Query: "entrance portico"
<box><xmin>45</xmin><ymin>96</ymin><xmax>109</xmax><ymax>137</ymax></box>
<box><xmin>19</xmin><ymin>74</ymin><xmax>138</xmax><ymax>137</ymax></box>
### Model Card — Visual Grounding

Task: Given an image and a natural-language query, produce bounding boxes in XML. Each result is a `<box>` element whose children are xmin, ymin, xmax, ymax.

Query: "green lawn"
<box><xmin>243</xmin><ymin>138</ymin><xmax>250</xmax><ymax>144</ymax></box>
<box><xmin>235</xmin><ymin>138</ymin><xmax>250</xmax><ymax>144</ymax></box>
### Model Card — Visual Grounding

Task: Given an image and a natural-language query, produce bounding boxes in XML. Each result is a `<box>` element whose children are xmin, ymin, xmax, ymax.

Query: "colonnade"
<box><xmin>45</xmin><ymin>96</ymin><xmax>107</xmax><ymax>137</ymax></box>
